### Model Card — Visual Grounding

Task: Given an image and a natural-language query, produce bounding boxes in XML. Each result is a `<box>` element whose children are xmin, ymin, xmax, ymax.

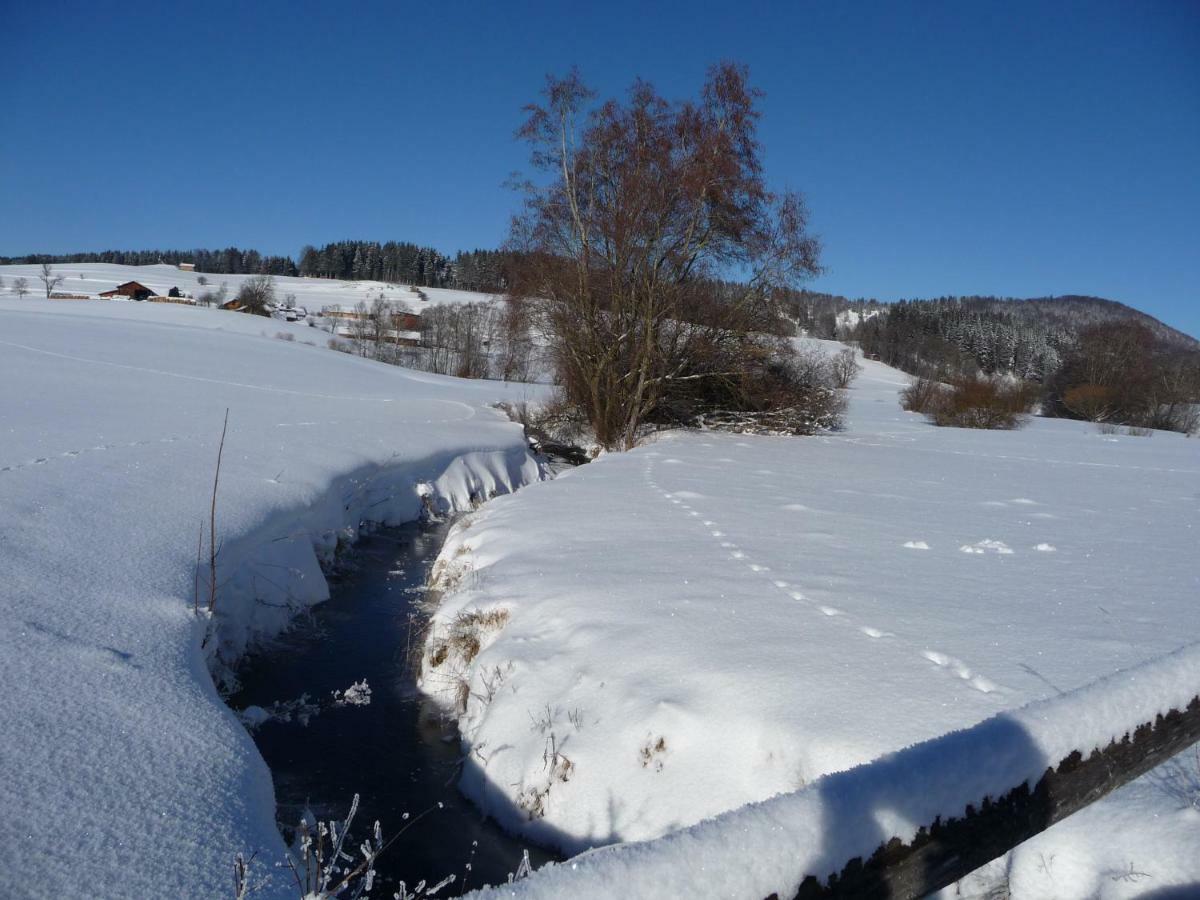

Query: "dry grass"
<box><xmin>426</xmin><ymin>608</ymin><xmax>511</xmax><ymax>672</ymax></box>
<box><xmin>640</xmin><ymin>735</ymin><xmax>668</xmax><ymax>772</ymax></box>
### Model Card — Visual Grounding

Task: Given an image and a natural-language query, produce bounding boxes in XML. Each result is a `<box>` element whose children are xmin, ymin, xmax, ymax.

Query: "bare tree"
<box><xmin>234</xmin><ymin>274</ymin><xmax>274</xmax><ymax>316</ymax></box>
<box><xmin>39</xmin><ymin>263</ymin><xmax>64</xmax><ymax>298</ymax></box>
<box><xmin>12</xmin><ymin>277</ymin><xmax>29</xmax><ymax>298</ymax></box>
<box><xmin>346</xmin><ymin>301</ymin><xmax>376</xmax><ymax>357</ymax></box>
<box><xmin>506</xmin><ymin>64</ymin><xmax>822</xmax><ymax>449</ymax></box>
<box><xmin>496</xmin><ymin>298</ymin><xmax>535</xmax><ymax>382</ymax></box>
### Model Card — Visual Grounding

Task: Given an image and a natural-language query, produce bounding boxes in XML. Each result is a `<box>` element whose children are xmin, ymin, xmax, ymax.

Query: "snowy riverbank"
<box><xmin>421</xmin><ymin>348</ymin><xmax>1200</xmax><ymax>898</ymax></box>
<box><xmin>0</xmin><ymin>298</ymin><xmax>546</xmax><ymax>898</ymax></box>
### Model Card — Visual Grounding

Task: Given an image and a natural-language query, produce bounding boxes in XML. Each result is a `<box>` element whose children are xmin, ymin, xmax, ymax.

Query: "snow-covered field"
<box><xmin>0</xmin><ymin>295</ymin><xmax>546</xmax><ymax>898</ymax></box>
<box><xmin>0</xmin><ymin>261</ymin><xmax>492</xmax><ymax>312</ymax></box>
<box><xmin>3</xmin><ymin>274</ymin><xmax>1197</xmax><ymax>898</ymax></box>
<box><xmin>422</xmin><ymin>349</ymin><xmax>1200</xmax><ymax>898</ymax></box>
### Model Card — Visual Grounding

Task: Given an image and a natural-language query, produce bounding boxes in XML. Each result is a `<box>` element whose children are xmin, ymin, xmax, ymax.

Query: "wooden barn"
<box><xmin>99</xmin><ymin>281</ymin><xmax>154</xmax><ymax>301</ymax></box>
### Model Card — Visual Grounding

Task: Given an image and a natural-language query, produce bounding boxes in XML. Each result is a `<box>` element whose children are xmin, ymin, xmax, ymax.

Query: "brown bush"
<box><xmin>1063</xmin><ymin>383</ymin><xmax>1113</xmax><ymax>422</ymax></box>
<box><xmin>928</xmin><ymin>378</ymin><xmax>1036</xmax><ymax>430</ymax></box>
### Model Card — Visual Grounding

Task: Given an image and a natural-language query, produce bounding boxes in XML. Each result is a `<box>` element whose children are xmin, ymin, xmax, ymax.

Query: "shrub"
<box><xmin>1063</xmin><ymin>383</ymin><xmax>1113</xmax><ymax>422</ymax></box>
<box><xmin>927</xmin><ymin>377</ymin><xmax>1036</xmax><ymax>430</ymax></box>
<box><xmin>680</xmin><ymin>340</ymin><xmax>846</xmax><ymax>436</ymax></box>
<box><xmin>830</xmin><ymin>348</ymin><xmax>861</xmax><ymax>388</ymax></box>
<box><xmin>900</xmin><ymin>376</ymin><xmax>945</xmax><ymax>414</ymax></box>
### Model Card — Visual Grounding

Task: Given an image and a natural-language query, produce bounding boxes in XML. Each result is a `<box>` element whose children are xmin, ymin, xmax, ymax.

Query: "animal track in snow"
<box><xmin>922</xmin><ymin>650</ymin><xmax>999</xmax><ymax>693</ymax></box>
<box><xmin>959</xmin><ymin>539</ymin><xmax>1013</xmax><ymax>555</ymax></box>
<box><xmin>1</xmin><ymin>434</ymin><xmax>191</xmax><ymax>476</ymax></box>
<box><xmin>643</xmin><ymin>456</ymin><xmax>1009</xmax><ymax>692</ymax></box>
<box><xmin>1033</xmin><ymin>543</ymin><xmax>1057</xmax><ymax>552</ymax></box>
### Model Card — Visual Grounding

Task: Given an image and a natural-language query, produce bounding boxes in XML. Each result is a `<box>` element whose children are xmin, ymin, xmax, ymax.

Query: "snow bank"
<box><xmin>0</xmin><ymin>299</ymin><xmax>546</xmax><ymax>898</ymax></box>
<box><xmin>420</xmin><ymin>344</ymin><xmax>1200</xmax><ymax>896</ymax></box>
<box><xmin>470</xmin><ymin>642</ymin><xmax>1200</xmax><ymax>899</ymax></box>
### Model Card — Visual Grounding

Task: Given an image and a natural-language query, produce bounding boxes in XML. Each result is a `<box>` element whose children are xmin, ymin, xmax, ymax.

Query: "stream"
<box><xmin>229</xmin><ymin>518</ymin><xmax>559</xmax><ymax>895</ymax></box>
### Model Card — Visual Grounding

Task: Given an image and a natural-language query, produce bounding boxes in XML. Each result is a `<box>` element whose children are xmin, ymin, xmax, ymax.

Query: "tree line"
<box><xmin>0</xmin><ymin>244</ymin><xmax>515</xmax><ymax>294</ymax></box>
<box><xmin>0</xmin><ymin>247</ymin><xmax>298</xmax><ymax>276</ymax></box>
<box><xmin>296</xmin><ymin>241</ymin><xmax>513</xmax><ymax>292</ymax></box>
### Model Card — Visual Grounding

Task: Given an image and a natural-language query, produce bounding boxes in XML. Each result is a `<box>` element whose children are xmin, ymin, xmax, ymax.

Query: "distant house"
<box><xmin>99</xmin><ymin>281</ymin><xmax>154</xmax><ymax>301</ymax></box>
<box><xmin>177</xmin><ymin>263</ymin><xmax>196</xmax><ymax>271</ymax></box>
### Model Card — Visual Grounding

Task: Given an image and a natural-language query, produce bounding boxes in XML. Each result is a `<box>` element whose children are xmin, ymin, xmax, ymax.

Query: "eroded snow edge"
<box><xmin>200</xmin><ymin>446</ymin><xmax>544</xmax><ymax>687</ymax></box>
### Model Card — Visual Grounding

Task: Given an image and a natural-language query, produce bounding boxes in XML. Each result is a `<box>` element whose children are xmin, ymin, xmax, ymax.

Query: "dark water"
<box><xmin>229</xmin><ymin>520</ymin><xmax>558</xmax><ymax>895</ymax></box>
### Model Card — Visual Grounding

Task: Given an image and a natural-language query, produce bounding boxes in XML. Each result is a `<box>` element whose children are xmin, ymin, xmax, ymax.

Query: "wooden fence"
<box><xmin>778</xmin><ymin>694</ymin><xmax>1200</xmax><ymax>899</ymax></box>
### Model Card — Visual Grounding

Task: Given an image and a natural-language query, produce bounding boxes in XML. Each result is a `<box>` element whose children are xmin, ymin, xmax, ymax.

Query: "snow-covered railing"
<box><xmin>472</xmin><ymin>643</ymin><xmax>1200</xmax><ymax>900</ymax></box>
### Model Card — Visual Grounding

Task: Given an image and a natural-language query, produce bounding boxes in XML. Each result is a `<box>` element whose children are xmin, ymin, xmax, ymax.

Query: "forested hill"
<box><xmin>951</xmin><ymin>295</ymin><xmax>1197</xmax><ymax>350</ymax></box>
<box><xmin>849</xmin><ymin>294</ymin><xmax>1198</xmax><ymax>383</ymax></box>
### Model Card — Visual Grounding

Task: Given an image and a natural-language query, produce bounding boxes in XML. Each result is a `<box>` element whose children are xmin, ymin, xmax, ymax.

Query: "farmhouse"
<box><xmin>176</xmin><ymin>262</ymin><xmax>196</xmax><ymax>271</ymax></box>
<box><xmin>98</xmin><ymin>281</ymin><xmax>154</xmax><ymax>301</ymax></box>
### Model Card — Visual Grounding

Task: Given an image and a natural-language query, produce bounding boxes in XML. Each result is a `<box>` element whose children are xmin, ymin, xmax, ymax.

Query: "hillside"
<box><xmin>788</xmin><ymin>290</ymin><xmax>1196</xmax><ymax>351</ymax></box>
<box><xmin>0</xmin><ymin>262</ymin><xmax>497</xmax><ymax>314</ymax></box>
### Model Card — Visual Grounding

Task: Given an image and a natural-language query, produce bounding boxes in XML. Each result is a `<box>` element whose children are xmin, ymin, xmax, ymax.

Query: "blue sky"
<box><xmin>3</xmin><ymin>1</ymin><xmax>1198</xmax><ymax>336</ymax></box>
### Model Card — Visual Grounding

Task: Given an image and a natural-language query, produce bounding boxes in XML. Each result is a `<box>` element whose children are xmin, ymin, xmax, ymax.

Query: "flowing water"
<box><xmin>229</xmin><ymin>519</ymin><xmax>558</xmax><ymax>895</ymax></box>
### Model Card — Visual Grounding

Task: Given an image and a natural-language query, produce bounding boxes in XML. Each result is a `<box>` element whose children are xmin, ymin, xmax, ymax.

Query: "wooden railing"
<box><xmin>777</xmin><ymin>694</ymin><xmax>1200</xmax><ymax>899</ymax></box>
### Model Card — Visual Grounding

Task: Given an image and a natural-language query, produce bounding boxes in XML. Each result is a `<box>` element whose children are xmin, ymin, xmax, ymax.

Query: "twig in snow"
<box><xmin>209</xmin><ymin>408</ymin><xmax>229</xmax><ymax>615</ymax></box>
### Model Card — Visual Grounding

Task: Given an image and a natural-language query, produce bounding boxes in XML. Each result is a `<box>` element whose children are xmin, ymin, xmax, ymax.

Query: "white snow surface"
<box><xmin>419</xmin><ymin>346</ymin><xmax>1200</xmax><ymax>898</ymax></box>
<box><xmin>472</xmin><ymin>643</ymin><xmax>1200</xmax><ymax>900</ymax></box>
<box><xmin>0</xmin><ymin>296</ymin><xmax>545</xmax><ymax>898</ymax></box>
